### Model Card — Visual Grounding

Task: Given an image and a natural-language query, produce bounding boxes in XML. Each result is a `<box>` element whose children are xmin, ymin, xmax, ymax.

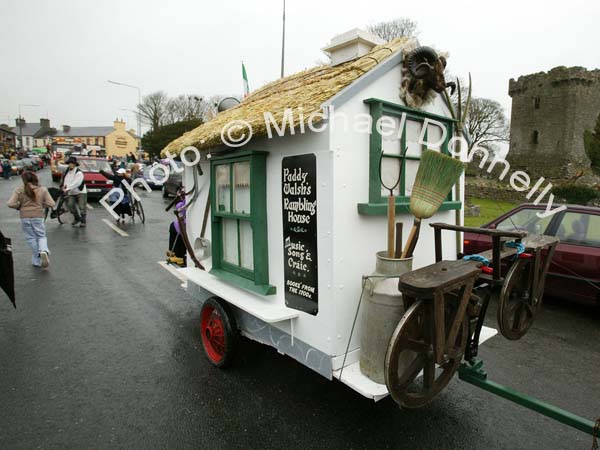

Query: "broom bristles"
<box><xmin>409</xmin><ymin>150</ymin><xmax>464</xmax><ymax>219</ymax></box>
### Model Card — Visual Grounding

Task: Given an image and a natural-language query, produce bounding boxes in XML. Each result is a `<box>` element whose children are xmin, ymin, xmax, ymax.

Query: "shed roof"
<box><xmin>53</xmin><ymin>126</ymin><xmax>114</xmax><ymax>137</ymax></box>
<box><xmin>162</xmin><ymin>37</ymin><xmax>413</xmax><ymax>156</ymax></box>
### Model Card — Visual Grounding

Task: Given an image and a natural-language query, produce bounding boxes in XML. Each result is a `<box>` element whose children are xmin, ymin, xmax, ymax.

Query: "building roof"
<box><xmin>53</xmin><ymin>126</ymin><xmax>114</xmax><ymax>137</ymax></box>
<box><xmin>162</xmin><ymin>36</ymin><xmax>413</xmax><ymax>156</ymax></box>
<box><xmin>12</xmin><ymin>122</ymin><xmax>42</xmax><ymax>137</ymax></box>
<box><xmin>0</xmin><ymin>125</ymin><xmax>16</xmax><ymax>135</ymax></box>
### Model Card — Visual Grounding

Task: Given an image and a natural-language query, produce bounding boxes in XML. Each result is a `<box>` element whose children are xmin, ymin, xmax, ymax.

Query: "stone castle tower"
<box><xmin>507</xmin><ymin>66</ymin><xmax>600</xmax><ymax>179</ymax></box>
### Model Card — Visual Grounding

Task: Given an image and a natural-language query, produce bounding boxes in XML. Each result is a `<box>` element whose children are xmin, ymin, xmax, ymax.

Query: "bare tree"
<box><xmin>167</xmin><ymin>94</ymin><xmax>208</xmax><ymax>123</ymax></box>
<box><xmin>464</xmin><ymin>98</ymin><xmax>509</xmax><ymax>152</ymax></box>
<box><xmin>367</xmin><ymin>18</ymin><xmax>419</xmax><ymax>42</ymax></box>
<box><xmin>138</xmin><ymin>91</ymin><xmax>170</xmax><ymax>131</ymax></box>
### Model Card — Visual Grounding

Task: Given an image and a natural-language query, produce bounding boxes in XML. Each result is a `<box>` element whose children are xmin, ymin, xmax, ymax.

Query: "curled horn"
<box><xmin>406</xmin><ymin>46</ymin><xmax>439</xmax><ymax>78</ymax></box>
<box><xmin>445</xmin><ymin>81</ymin><xmax>457</xmax><ymax>95</ymax></box>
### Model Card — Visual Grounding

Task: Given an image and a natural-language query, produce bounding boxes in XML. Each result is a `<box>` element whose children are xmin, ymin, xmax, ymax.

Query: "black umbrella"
<box><xmin>0</xmin><ymin>230</ymin><xmax>16</xmax><ymax>308</ymax></box>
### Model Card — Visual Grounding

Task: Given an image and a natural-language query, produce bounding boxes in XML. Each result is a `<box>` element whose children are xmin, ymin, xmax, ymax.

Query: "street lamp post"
<box><xmin>108</xmin><ymin>80</ymin><xmax>142</xmax><ymax>158</ymax></box>
<box><xmin>17</xmin><ymin>103</ymin><xmax>40</xmax><ymax>152</ymax></box>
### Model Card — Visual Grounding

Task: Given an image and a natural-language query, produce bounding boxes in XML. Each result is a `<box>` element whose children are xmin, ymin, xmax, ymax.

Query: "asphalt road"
<box><xmin>0</xmin><ymin>169</ymin><xmax>599</xmax><ymax>450</ymax></box>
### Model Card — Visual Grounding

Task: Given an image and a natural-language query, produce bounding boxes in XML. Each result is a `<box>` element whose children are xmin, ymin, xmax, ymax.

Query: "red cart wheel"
<box><xmin>200</xmin><ymin>297</ymin><xmax>238</xmax><ymax>368</ymax></box>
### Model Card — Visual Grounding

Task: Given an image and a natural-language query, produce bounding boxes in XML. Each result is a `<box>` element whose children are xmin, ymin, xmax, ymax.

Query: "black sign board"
<box><xmin>282</xmin><ymin>154</ymin><xmax>318</xmax><ymax>315</ymax></box>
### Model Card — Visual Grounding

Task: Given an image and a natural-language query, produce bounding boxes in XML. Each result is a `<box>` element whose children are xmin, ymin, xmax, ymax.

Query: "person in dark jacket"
<box><xmin>166</xmin><ymin>199</ymin><xmax>187</xmax><ymax>266</ymax></box>
<box><xmin>100</xmin><ymin>168</ymin><xmax>132</xmax><ymax>223</ymax></box>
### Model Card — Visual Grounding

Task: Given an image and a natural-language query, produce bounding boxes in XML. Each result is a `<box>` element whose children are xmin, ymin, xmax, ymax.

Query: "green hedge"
<box><xmin>553</xmin><ymin>185</ymin><xmax>599</xmax><ymax>205</ymax></box>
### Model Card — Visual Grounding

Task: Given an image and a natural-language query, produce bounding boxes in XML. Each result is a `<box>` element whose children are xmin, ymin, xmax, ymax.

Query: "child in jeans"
<box><xmin>7</xmin><ymin>171</ymin><xmax>55</xmax><ymax>268</ymax></box>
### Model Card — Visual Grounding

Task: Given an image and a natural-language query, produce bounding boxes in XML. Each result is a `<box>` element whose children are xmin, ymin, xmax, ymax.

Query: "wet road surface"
<box><xmin>0</xmin><ymin>169</ymin><xmax>599</xmax><ymax>449</ymax></box>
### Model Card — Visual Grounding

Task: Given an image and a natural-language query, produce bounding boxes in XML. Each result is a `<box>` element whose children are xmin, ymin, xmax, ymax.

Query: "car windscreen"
<box><xmin>78</xmin><ymin>159</ymin><xmax>112</xmax><ymax>172</ymax></box>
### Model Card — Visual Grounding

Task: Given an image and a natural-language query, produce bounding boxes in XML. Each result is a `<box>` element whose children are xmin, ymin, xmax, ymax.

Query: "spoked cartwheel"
<box><xmin>385</xmin><ymin>299</ymin><xmax>468</xmax><ymax>408</ymax></box>
<box><xmin>132</xmin><ymin>200</ymin><xmax>145</xmax><ymax>224</ymax></box>
<box><xmin>51</xmin><ymin>197</ymin><xmax>67</xmax><ymax>224</ymax></box>
<box><xmin>199</xmin><ymin>297</ymin><xmax>238</xmax><ymax>368</ymax></box>
<box><xmin>497</xmin><ymin>257</ymin><xmax>539</xmax><ymax>340</ymax></box>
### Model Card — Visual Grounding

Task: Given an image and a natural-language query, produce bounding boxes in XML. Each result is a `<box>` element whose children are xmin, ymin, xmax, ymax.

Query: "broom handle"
<box><xmin>395</xmin><ymin>222</ymin><xmax>403</xmax><ymax>259</ymax></box>
<box><xmin>401</xmin><ymin>219</ymin><xmax>421</xmax><ymax>259</ymax></box>
<box><xmin>387</xmin><ymin>195</ymin><xmax>395</xmax><ymax>258</ymax></box>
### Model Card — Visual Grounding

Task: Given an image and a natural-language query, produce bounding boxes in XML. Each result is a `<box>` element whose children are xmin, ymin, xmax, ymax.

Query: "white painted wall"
<box><xmin>183</xmin><ymin>58</ymin><xmax>465</xmax><ymax>366</ymax></box>
<box><xmin>328</xmin><ymin>64</ymin><xmax>463</xmax><ymax>358</ymax></box>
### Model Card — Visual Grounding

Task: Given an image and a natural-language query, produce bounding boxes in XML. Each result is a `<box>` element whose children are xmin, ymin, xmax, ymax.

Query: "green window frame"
<box><xmin>358</xmin><ymin>98</ymin><xmax>462</xmax><ymax>215</ymax></box>
<box><xmin>210</xmin><ymin>150</ymin><xmax>275</xmax><ymax>295</ymax></box>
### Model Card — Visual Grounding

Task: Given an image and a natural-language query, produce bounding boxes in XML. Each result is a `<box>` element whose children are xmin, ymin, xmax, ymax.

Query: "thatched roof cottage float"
<box><xmin>161</xmin><ymin>29</ymin><xmax>492</xmax><ymax>401</ymax></box>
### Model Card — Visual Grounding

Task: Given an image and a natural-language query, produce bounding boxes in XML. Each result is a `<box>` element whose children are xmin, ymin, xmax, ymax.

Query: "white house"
<box><xmin>162</xmin><ymin>30</ymin><xmax>468</xmax><ymax>399</ymax></box>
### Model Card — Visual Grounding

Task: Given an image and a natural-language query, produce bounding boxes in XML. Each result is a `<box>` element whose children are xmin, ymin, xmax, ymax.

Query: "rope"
<box><xmin>505</xmin><ymin>241</ymin><xmax>525</xmax><ymax>255</ymax></box>
<box><xmin>591</xmin><ymin>417</ymin><xmax>600</xmax><ymax>450</ymax></box>
<box><xmin>463</xmin><ymin>254</ymin><xmax>490</xmax><ymax>266</ymax></box>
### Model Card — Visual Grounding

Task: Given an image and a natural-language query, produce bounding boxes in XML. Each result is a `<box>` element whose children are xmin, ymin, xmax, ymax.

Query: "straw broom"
<box><xmin>401</xmin><ymin>150</ymin><xmax>465</xmax><ymax>258</ymax></box>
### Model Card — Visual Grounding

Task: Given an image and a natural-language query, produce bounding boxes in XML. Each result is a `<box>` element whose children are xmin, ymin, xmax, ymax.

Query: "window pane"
<box><xmin>496</xmin><ymin>208</ymin><xmax>553</xmax><ymax>234</ymax></box>
<box><xmin>222</xmin><ymin>219</ymin><xmax>239</xmax><ymax>265</ymax></box>
<box><xmin>216</xmin><ymin>164</ymin><xmax>230</xmax><ymax>212</ymax></box>
<box><xmin>233</xmin><ymin>161</ymin><xmax>251</xmax><ymax>214</ymax></box>
<box><xmin>556</xmin><ymin>212</ymin><xmax>600</xmax><ymax>246</ymax></box>
<box><xmin>380</xmin><ymin>157</ymin><xmax>401</xmax><ymax>197</ymax></box>
<box><xmin>239</xmin><ymin>220</ymin><xmax>254</xmax><ymax>270</ymax></box>
<box><xmin>405</xmin><ymin>119</ymin><xmax>423</xmax><ymax>157</ymax></box>
<box><xmin>381</xmin><ymin>115</ymin><xmax>402</xmax><ymax>156</ymax></box>
<box><xmin>404</xmin><ymin>160</ymin><xmax>419</xmax><ymax>196</ymax></box>
<box><xmin>426</xmin><ymin>123</ymin><xmax>444</xmax><ymax>150</ymax></box>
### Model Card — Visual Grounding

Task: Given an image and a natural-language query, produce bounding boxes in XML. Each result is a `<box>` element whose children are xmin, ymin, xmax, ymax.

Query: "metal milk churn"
<box><xmin>359</xmin><ymin>251</ymin><xmax>413</xmax><ymax>384</ymax></box>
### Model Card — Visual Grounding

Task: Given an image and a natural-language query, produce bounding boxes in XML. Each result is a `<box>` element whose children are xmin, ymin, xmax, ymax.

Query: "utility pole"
<box><xmin>108</xmin><ymin>80</ymin><xmax>142</xmax><ymax>158</ymax></box>
<box><xmin>280</xmin><ymin>0</ymin><xmax>286</xmax><ymax>78</ymax></box>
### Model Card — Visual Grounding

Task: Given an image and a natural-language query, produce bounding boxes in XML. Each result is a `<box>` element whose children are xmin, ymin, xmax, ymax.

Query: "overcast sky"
<box><xmin>1</xmin><ymin>0</ymin><xmax>598</xmax><ymax>132</ymax></box>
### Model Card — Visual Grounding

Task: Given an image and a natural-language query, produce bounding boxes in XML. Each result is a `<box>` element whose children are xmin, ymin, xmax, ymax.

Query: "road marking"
<box><xmin>86</xmin><ymin>204</ymin><xmax>93</xmax><ymax>210</ymax></box>
<box><xmin>102</xmin><ymin>218</ymin><xmax>129</xmax><ymax>237</ymax></box>
<box><xmin>157</xmin><ymin>261</ymin><xmax>188</xmax><ymax>289</ymax></box>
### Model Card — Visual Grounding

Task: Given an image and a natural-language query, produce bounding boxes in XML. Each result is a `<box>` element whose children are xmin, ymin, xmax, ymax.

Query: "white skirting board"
<box><xmin>332</xmin><ymin>326</ymin><xmax>498</xmax><ymax>402</ymax></box>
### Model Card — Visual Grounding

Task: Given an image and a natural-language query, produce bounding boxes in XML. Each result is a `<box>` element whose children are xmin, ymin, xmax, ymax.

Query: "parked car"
<box><xmin>464</xmin><ymin>203</ymin><xmax>600</xmax><ymax>305</ymax></box>
<box><xmin>143</xmin><ymin>163</ymin><xmax>167</xmax><ymax>190</ymax></box>
<box><xmin>77</xmin><ymin>157</ymin><xmax>114</xmax><ymax>199</ymax></box>
<box><xmin>11</xmin><ymin>160</ymin><xmax>25</xmax><ymax>175</ymax></box>
<box><xmin>22</xmin><ymin>157</ymin><xmax>41</xmax><ymax>172</ymax></box>
<box><xmin>162</xmin><ymin>161</ymin><xmax>183</xmax><ymax>198</ymax></box>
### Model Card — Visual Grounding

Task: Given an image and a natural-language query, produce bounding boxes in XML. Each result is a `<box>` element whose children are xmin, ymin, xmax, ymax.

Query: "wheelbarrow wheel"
<box><xmin>385</xmin><ymin>299</ymin><xmax>468</xmax><ymax>408</ymax></box>
<box><xmin>199</xmin><ymin>297</ymin><xmax>238</xmax><ymax>368</ymax></box>
<box><xmin>497</xmin><ymin>257</ymin><xmax>537</xmax><ymax>340</ymax></box>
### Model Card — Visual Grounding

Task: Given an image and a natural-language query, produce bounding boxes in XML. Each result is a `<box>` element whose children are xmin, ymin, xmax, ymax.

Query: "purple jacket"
<box><xmin>173</xmin><ymin>200</ymin><xmax>186</xmax><ymax>235</ymax></box>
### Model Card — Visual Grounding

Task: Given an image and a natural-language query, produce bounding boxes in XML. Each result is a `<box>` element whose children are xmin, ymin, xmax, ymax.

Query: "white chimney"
<box><xmin>322</xmin><ymin>28</ymin><xmax>384</xmax><ymax>66</ymax></box>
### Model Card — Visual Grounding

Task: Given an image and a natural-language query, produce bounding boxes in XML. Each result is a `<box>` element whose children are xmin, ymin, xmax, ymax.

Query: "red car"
<box><xmin>464</xmin><ymin>203</ymin><xmax>600</xmax><ymax>305</ymax></box>
<box><xmin>58</xmin><ymin>156</ymin><xmax>113</xmax><ymax>199</ymax></box>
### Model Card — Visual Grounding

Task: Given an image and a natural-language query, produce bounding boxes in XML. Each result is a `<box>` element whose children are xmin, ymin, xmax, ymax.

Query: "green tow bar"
<box><xmin>459</xmin><ymin>359</ymin><xmax>597</xmax><ymax>436</ymax></box>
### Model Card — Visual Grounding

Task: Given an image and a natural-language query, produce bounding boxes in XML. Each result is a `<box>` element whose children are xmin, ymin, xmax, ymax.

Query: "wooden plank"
<box><xmin>430</xmin><ymin>222</ymin><xmax>527</xmax><ymax>239</ymax></box>
<box><xmin>398</xmin><ymin>260</ymin><xmax>480</xmax><ymax>294</ymax></box>
<box><xmin>433</xmin><ymin>291</ymin><xmax>446</xmax><ymax>365</ymax></box>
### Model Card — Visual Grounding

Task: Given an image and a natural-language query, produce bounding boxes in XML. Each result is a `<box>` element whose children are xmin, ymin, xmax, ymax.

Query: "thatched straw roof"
<box><xmin>162</xmin><ymin>37</ymin><xmax>412</xmax><ymax>156</ymax></box>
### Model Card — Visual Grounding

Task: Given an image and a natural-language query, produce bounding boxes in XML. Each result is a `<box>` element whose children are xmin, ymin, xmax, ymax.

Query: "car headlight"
<box><xmin>106</xmin><ymin>180</ymin><xmax>114</xmax><ymax>185</ymax></box>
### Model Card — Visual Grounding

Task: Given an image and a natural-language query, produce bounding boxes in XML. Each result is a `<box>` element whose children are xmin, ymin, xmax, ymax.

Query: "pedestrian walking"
<box><xmin>2</xmin><ymin>159</ymin><xmax>11</xmax><ymax>180</ymax></box>
<box><xmin>6</xmin><ymin>171</ymin><xmax>55</xmax><ymax>268</ymax></box>
<box><xmin>62</xmin><ymin>156</ymin><xmax>88</xmax><ymax>227</ymax></box>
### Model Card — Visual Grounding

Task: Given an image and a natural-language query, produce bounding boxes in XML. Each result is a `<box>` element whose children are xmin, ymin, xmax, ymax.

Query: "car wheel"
<box><xmin>199</xmin><ymin>297</ymin><xmax>238</xmax><ymax>368</ymax></box>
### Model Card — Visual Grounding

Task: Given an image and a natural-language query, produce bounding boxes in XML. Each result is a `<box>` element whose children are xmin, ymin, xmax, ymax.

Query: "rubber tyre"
<box><xmin>199</xmin><ymin>297</ymin><xmax>238</xmax><ymax>368</ymax></box>
<box><xmin>135</xmin><ymin>201</ymin><xmax>145</xmax><ymax>224</ymax></box>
